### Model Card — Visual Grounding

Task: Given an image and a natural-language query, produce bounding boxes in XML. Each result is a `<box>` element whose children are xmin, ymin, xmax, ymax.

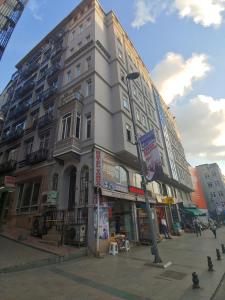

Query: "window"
<box><xmin>76</xmin><ymin>64</ymin><xmax>81</xmax><ymax>77</ymax></box>
<box><xmin>115</xmin><ymin>166</ymin><xmax>128</xmax><ymax>185</ymax></box>
<box><xmin>52</xmin><ymin>173</ymin><xmax>58</xmax><ymax>190</ymax></box>
<box><xmin>40</xmin><ymin>133</ymin><xmax>50</xmax><ymax>149</ymax></box>
<box><xmin>86</xmin><ymin>56</ymin><xmax>91</xmax><ymax>70</ymax></box>
<box><xmin>79</xmin><ymin>24</ymin><xmax>83</xmax><ymax>33</ymax></box>
<box><xmin>86</xmin><ymin>114</ymin><xmax>91</xmax><ymax>139</ymax></box>
<box><xmin>86</xmin><ymin>34</ymin><xmax>91</xmax><ymax>42</ymax></box>
<box><xmin>17</xmin><ymin>181</ymin><xmax>41</xmax><ymax>213</ymax></box>
<box><xmin>24</xmin><ymin>139</ymin><xmax>33</xmax><ymax>156</ymax></box>
<box><xmin>136</xmin><ymin>109</ymin><xmax>140</xmax><ymax>122</ymax></box>
<box><xmin>86</xmin><ymin>79</ymin><xmax>92</xmax><ymax>96</ymax></box>
<box><xmin>123</xmin><ymin>98</ymin><xmax>129</xmax><ymax>110</ymax></box>
<box><xmin>86</xmin><ymin>17</ymin><xmax>91</xmax><ymax>27</ymax></box>
<box><xmin>132</xmin><ymin>173</ymin><xmax>142</xmax><ymax>188</ymax></box>
<box><xmin>126</xmin><ymin>124</ymin><xmax>132</xmax><ymax>142</ymax></box>
<box><xmin>66</xmin><ymin>70</ymin><xmax>72</xmax><ymax>82</ymax></box>
<box><xmin>160</xmin><ymin>152</ymin><xmax>165</xmax><ymax>166</ymax></box>
<box><xmin>78</xmin><ymin>41</ymin><xmax>82</xmax><ymax>48</ymax></box>
<box><xmin>75</xmin><ymin>112</ymin><xmax>81</xmax><ymax>139</ymax></box>
<box><xmin>142</xmin><ymin>115</ymin><xmax>147</xmax><ymax>127</ymax></box>
<box><xmin>118</xmin><ymin>49</ymin><xmax>123</xmax><ymax>60</ymax></box>
<box><xmin>71</xmin><ymin>30</ymin><xmax>75</xmax><ymax>41</ymax></box>
<box><xmin>61</xmin><ymin>113</ymin><xmax>72</xmax><ymax>140</ymax></box>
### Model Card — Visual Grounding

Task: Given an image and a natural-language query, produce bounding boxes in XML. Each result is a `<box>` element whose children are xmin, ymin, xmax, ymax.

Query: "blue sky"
<box><xmin>1</xmin><ymin>0</ymin><xmax>225</xmax><ymax>174</ymax></box>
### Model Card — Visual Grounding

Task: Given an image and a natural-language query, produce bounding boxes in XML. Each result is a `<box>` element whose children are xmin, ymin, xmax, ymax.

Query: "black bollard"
<box><xmin>192</xmin><ymin>272</ymin><xmax>200</xmax><ymax>289</ymax></box>
<box><xmin>207</xmin><ymin>256</ymin><xmax>214</xmax><ymax>271</ymax></box>
<box><xmin>221</xmin><ymin>244</ymin><xmax>225</xmax><ymax>254</ymax></box>
<box><xmin>216</xmin><ymin>248</ymin><xmax>221</xmax><ymax>261</ymax></box>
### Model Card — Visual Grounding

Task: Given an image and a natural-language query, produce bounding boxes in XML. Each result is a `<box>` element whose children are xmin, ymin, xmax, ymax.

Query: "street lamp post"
<box><xmin>126</xmin><ymin>72</ymin><xmax>162</xmax><ymax>263</ymax></box>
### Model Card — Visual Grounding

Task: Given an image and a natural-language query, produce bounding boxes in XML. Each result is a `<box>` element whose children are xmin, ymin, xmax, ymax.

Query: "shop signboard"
<box><xmin>139</xmin><ymin>130</ymin><xmax>163</xmax><ymax>182</ymax></box>
<box><xmin>129</xmin><ymin>186</ymin><xmax>144</xmax><ymax>195</ymax></box>
<box><xmin>47</xmin><ymin>191</ymin><xmax>58</xmax><ymax>205</ymax></box>
<box><xmin>94</xmin><ymin>149</ymin><xmax>103</xmax><ymax>187</ymax></box>
<box><xmin>102</xmin><ymin>180</ymin><xmax>128</xmax><ymax>193</ymax></box>
<box><xmin>163</xmin><ymin>197</ymin><xmax>174</xmax><ymax>205</ymax></box>
<box><xmin>4</xmin><ymin>176</ymin><xmax>15</xmax><ymax>188</ymax></box>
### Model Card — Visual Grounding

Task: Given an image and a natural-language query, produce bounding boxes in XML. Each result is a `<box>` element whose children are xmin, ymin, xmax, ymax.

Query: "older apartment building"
<box><xmin>0</xmin><ymin>0</ymin><xmax>28</xmax><ymax>60</ymax></box>
<box><xmin>0</xmin><ymin>0</ymin><xmax>193</xmax><ymax>251</ymax></box>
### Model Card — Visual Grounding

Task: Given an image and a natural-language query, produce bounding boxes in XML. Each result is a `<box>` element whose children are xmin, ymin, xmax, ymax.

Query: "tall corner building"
<box><xmin>0</xmin><ymin>0</ymin><xmax>28</xmax><ymax>60</ymax></box>
<box><xmin>0</xmin><ymin>0</ymin><xmax>193</xmax><ymax>252</ymax></box>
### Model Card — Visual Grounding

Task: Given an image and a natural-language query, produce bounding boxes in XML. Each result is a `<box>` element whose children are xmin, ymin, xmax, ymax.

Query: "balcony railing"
<box><xmin>40</xmin><ymin>86</ymin><xmax>58</xmax><ymax>108</ymax></box>
<box><xmin>22</xmin><ymin>62</ymin><xmax>40</xmax><ymax>79</ymax></box>
<box><xmin>7</xmin><ymin>102</ymin><xmax>30</xmax><ymax>120</ymax></box>
<box><xmin>2</xmin><ymin>128</ymin><xmax>24</xmax><ymax>143</ymax></box>
<box><xmin>0</xmin><ymin>160</ymin><xmax>17</xmax><ymax>175</ymax></box>
<box><xmin>16</xmin><ymin>80</ymin><xmax>35</xmax><ymax>97</ymax></box>
<box><xmin>26</xmin><ymin>149</ymin><xmax>49</xmax><ymax>165</ymax></box>
<box><xmin>46</xmin><ymin>64</ymin><xmax>61</xmax><ymax>83</ymax></box>
<box><xmin>37</xmin><ymin>112</ymin><xmax>54</xmax><ymax>129</ymax></box>
<box><xmin>59</xmin><ymin>91</ymin><xmax>83</xmax><ymax>108</ymax></box>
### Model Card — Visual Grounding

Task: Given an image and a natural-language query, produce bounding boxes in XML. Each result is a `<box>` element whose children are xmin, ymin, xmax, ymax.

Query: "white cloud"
<box><xmin>152</xmin><ymin>53</ymin><xmax>211</xmax><ymax>104</ymax></box>
<box><xmin>175</xmin><ymin>95</ymin><xmax>225</xmax><ymax>173</ymax></box>
<box><xmin>132</xmin><ymin>0</ymin><xmax>225</xmax><ymax>28</ymax></box>
<box><xmin>174</xmin><ymin>0</ymin><xmax>225</xmax><ymax>28</ymax></box>
<box><xmin>28</xmin><ymin>0</ymin><xmax>45</xmax><ymax>21</ymax></box>
<box><xmin>131</xmin><ymin>0</ymin><xmax>170</xmax><ymax>28</ymax></box>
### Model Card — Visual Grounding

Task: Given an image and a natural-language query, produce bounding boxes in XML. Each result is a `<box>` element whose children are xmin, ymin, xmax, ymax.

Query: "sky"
<box><xmin>0</xmin><ymin>0</ymin><xmax>225</xmax><ymax>174</ymax></box>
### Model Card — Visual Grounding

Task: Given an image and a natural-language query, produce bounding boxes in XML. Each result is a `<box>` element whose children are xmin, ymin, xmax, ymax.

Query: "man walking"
<box><xmin>193</xmin><ymin>218</ymin><xmax>201</xmax><ymax>237</ymax></box>
<box><xmin>209</xmin><ymin>219</ymin><xmax>217</xmax><ymax>239</ymax></box>
<box><xmin>161</xmin><ymin>217</ymin><xmax>170</xmax><ymax>239</ymax></box>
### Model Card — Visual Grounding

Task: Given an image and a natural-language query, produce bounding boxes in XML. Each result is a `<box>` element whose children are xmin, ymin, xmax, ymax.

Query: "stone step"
<box><xmin>42</xmin><ymin>233</ymin><xmax>61</xmax><ymax>242</ymax></box>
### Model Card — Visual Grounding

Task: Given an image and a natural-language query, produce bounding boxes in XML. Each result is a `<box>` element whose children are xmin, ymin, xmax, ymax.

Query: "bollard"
<box><xmin>207</xmin><ymin>256</ymin><xmax>214</xmax><ymax>271</ymax></box>
<box><xmin>221</xmin><ymin>244</ymin><xmax>225</xmax><ymax>254</ymax></box>
<box><xmin>216</xmin><ymin>248</ymin><xmax>221</xmax><ymax>261</ymax></box>
<box><xmin>192</xmin><ymin>272</ymin><xmax>200</xmax><ymax>289</ymax></box>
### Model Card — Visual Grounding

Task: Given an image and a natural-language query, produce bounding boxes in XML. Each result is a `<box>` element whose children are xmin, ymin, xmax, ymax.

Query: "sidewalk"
<box><xmin>1</xmin><ymin>227</ymin><xmax>225</xmax><ymax>299</ymax></box>
<box><xmin>0</xmin><ymin>225</ymin><xmax>85</xmax><ymax>257</ymax></box>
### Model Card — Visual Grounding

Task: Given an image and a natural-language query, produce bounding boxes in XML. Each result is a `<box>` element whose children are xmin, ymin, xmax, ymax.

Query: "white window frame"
<box><xmin>61</xmin><ymin>113</ymin><xmax>72</xmax><ymax>140</ymax></box>
<box><xmin>75</xmin><ymin>112</ymin><xmax>81</xmax><ymax>139</ymax></box>
<box><xmin>86</xmin><ymin>79</ymin><xmax>92</xmax><ymax>97</ymax></box>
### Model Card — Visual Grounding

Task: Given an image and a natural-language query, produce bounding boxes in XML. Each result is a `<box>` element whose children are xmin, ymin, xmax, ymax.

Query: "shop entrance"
<box><xmin>108</xmin><ymin>199</ymin><xmax>135</xmax><ymax>241</ymax></box>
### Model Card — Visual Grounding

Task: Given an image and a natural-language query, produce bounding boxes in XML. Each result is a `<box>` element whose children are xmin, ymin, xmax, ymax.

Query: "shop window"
<box><xmin>79</xmin><ymin>166</ymin><xmax>89</xmax><ymax>205</ymax></box>
<box><xmin>52</xmin><ymin>173</ymin><xmax>58</xmax><ymax>190</ymax></box>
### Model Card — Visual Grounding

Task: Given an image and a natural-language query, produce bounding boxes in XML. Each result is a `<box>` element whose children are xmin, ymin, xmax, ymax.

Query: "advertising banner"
<box><xmin>94</xmin><ymin>149</ymin><xmax>103</xmax><ymax>187</ymax></box>
<box><xmin>139</xmin><ymin>130</ymin><xmax>163</xmax><ymax>182</ymax></box>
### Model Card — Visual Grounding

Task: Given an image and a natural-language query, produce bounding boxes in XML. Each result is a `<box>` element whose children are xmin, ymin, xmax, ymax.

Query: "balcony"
<box><xmin>37</xmin><ymin>112</ymin><xmax>54</xmax><ymax>129</ymax></box>
<box><xmin>46</xmin><ymin>64</ymin><xmax>61</xmax><ymax>83</ymax></box>
<box><xmin>26</xmin><ymin>149</ymin><xmax>49</xmax><ymax>165</ymax></box>
<box><xmin>22</xmin><ymin>62</ymin><xmax>40</xmax><ymax>79</ymax></box>
<box><xmin>7</xmin><ymin>102</ymin><xmax>30</xmax><ymax>120</ymax></box>
<box><xmin>0</xmin><ymin>160</ymin><xmax>17</xmax><ymax>175</ymax></box>
<box><xmin>16</xmin><ymin>80</ymin><xmax>35</xmax><ymax>97</ymax></box>
<box><xmin>40</xmin><ymin>86</ymin><xmax>58</xmax><ymax>108</ymax></box>
<box><xmin>53</xmin><ymin>137</ymin><xmax>81</xmax><ymax>161</ymax></box>
<box><xmin>2</xmin><ymin>128</ymin><xmax>24</xmax><ymax>143</ymax></box>
<box><xmin>59</xmin><ymin>91</ymin><xmax>83</xmax><ymax>108</ymax></box>
<box><xmin>51</xmin><ymin>45</ymin><xmax>64</xmax><ymax>63</ymax></box>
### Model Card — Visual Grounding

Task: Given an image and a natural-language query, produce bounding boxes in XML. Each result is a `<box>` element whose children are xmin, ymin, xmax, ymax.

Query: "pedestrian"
<box><xmin>193</xmin><ymin>218</ymin><xmax>201</xmax><ymax>237</ymax></box>
<box><xmin>161</xmin><ymin>217</ymin><xmax>170</xmax><ymax>239</ymax></box>
<box><xmin>209</xmin><ymin>220</ymin><xmax>217</xmax><ymax>239</ymax></box>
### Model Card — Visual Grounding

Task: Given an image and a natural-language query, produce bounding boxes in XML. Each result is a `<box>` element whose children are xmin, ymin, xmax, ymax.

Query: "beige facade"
<box><xmin>0</xmin><ymin>0</ymin><xmax>193</xmax><ymax>251</ymax></box>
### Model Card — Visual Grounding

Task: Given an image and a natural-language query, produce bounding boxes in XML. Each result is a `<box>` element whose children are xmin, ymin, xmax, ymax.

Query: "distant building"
<box><xmin>189</xmin><ymin>166</ymin><xmax>207</xmax><ymax>209</ymax></box>
<box><xmin>0</xmin><ymin>0</ymin><xmax>28</xmax><ymax>60</ymax></box>
<box><xmin>196</xmin><ymin>163</ymin><xmax>225</xmax><ymax>219</ymax></box>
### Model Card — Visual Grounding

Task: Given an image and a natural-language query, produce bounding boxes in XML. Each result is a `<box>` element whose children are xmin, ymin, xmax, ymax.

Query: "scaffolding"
<box><xmin>0</xmin><ymin>0</ymin><xmax>28</xmax><ymax>60</ymax></box>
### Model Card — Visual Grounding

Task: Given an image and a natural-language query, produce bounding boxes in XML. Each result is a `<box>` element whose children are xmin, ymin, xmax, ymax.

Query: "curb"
<box><xmin>210</xmin><ymin>270</ymin><xmax>225</xmax><ymax>300</ymax></box>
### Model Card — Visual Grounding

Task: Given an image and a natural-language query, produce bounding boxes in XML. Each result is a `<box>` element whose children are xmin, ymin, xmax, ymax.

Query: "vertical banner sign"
<box><xmin>94</xmin><ymin>149</ymin><xmax>102</xmax><ymax>187</ymax></box>
<box><xmin>139</xmin><ymin>130</ymin><xmax>163</xmax><ymax>182</ymax></box>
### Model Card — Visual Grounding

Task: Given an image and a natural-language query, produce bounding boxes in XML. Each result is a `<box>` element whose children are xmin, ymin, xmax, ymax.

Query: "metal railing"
<box><xmin>26</xmin><ymin>148</ymin><xmax>49</xmax><ymax>165</ymax></box>
<box><xmin>0</xmin><ymin>159</ymin><xmax>17</xmax><ymax>175</ymax></box>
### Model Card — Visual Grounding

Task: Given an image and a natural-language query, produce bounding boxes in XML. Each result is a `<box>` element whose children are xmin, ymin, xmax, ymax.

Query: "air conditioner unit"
<box><xmin>64</xmin><ymin>224</ymin><xmax>86</xmax><ymax>245</ymax></box>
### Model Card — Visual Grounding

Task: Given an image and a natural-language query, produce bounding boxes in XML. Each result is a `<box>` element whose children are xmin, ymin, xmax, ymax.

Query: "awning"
<box><xmin>182</xmin><ymin>208</ymin><xmax>206</xmax><ymax>216</ymax></box>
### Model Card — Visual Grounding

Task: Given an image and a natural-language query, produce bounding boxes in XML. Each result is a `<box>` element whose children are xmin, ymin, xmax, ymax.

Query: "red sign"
<box><xmin>4</xmin><ymin>176</ymin><xmax>16</xmax><ymax>188</ymax></box>
<box><xmin>129</xmin><ymin>186</ymin><xmax>145</xmax><ymax>195</ymax></box>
